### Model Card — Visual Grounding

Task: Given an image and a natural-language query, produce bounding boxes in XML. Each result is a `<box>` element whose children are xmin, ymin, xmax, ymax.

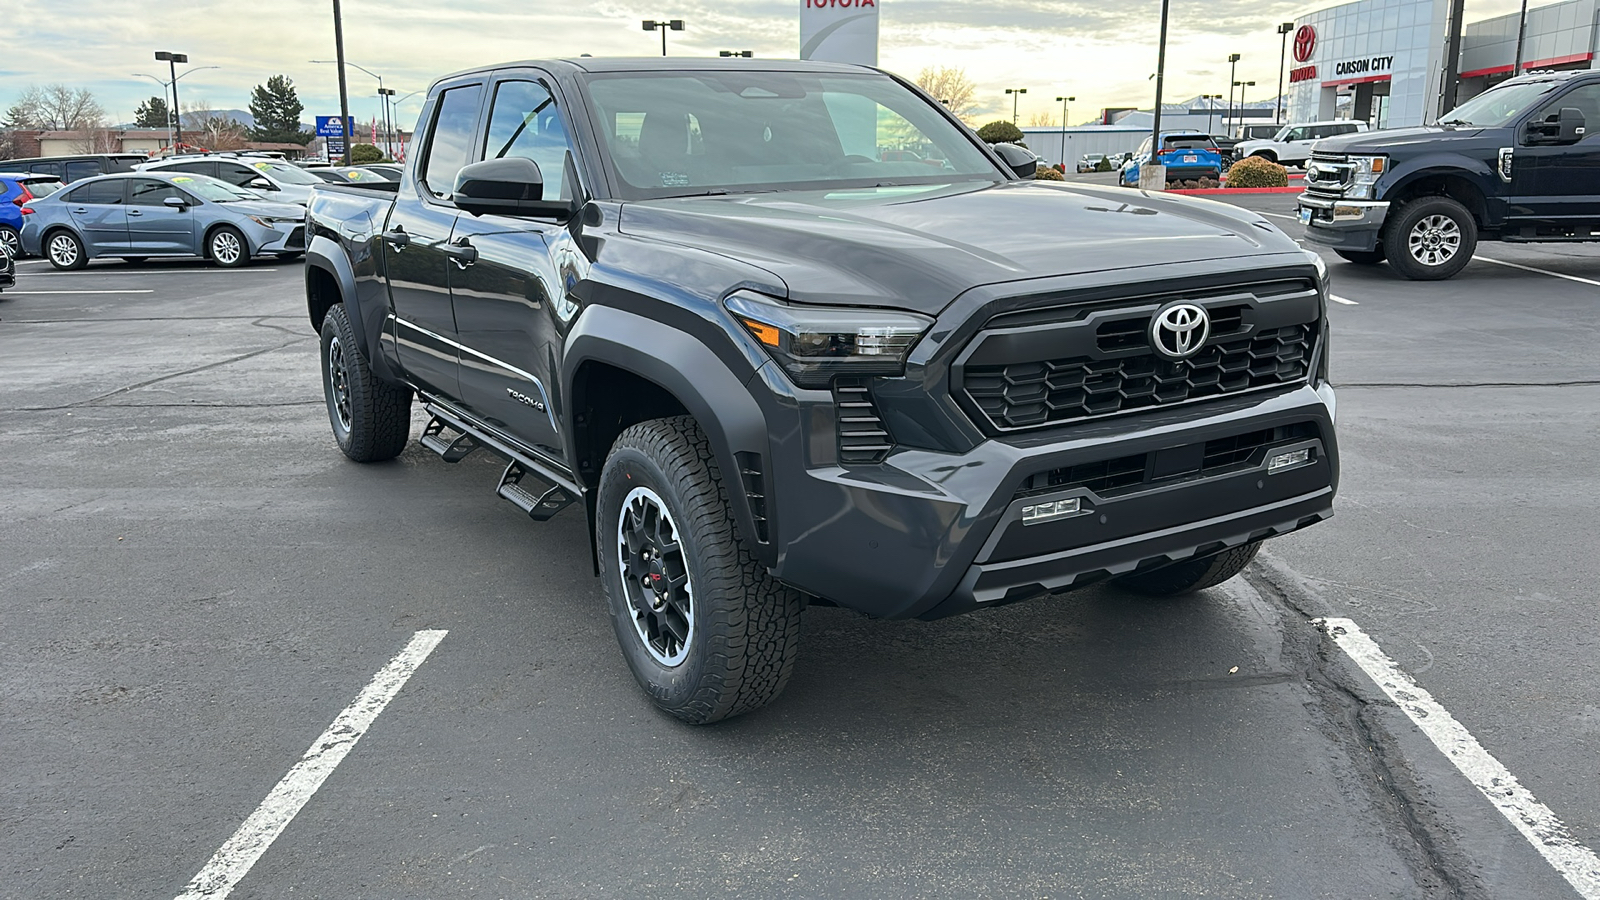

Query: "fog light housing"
<box><xmin>1268</xmin><ymin>448</ymin><xmax>1312</xmax><ymax>473</ymax></box>
<box><xmin>1022</xmin><ymin>497</ymin><xmax>1081</xmax><ymax>525</ymax></box>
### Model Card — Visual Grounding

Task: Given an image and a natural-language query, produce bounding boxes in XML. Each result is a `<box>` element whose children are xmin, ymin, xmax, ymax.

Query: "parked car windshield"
<box><xmin>167</xmin><ymin>174</ymin><xmax>261</xmax><ymax>202</ymax></box>
<box><xmin>26</xmin><ymin>180</ymin><xmax>62</xmax><ymax>197</ymax></box>
<box><xmin>247</xmin><ymin>160</ymin><xmax>324</xmax><ymax>185</ymax></box>
<box><xmin>1439</xmin><ymin>81</ymin><xmax>1561</xmax><ymax>126</ymax></box>
<box><xmin>582</xmin><ymin>70</ymin><xmax>1002</xmax><ymax>198</ymax></box>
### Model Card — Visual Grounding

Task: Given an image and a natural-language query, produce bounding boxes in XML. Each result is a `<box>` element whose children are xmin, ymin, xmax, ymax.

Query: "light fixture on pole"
<box><xmin>643</xmin><ymin>19</ymin><xmax>685</xmax><ymax>56</ymax></box>
<box><xmin>1005</xmin><ymin>87</ymin><xmax>1027</xmax><ymax>124</ymax></box>
<box><xmin>133</xmin><ymin>67</ymin><xmax>218</xmax><ymax>152</ymax></box>
<box><xmin>1225</xmin><ymin>53</ymin><xmax>1240</xmax><ymax>132</ymax></box>
<box><xmin>1276</xmin><ymin>22</ymin><xmax>1294</xmax><ymax>124</ymax></box>
<box><xmin>313</xmin><ymin>59</ymin><xmax>390</xmax><ymax>159</ymax></box>
<box><xmin>1056</xmin><ymin>95</ymin><xmax>1074</xmax><ymax>167</ymax></box>
<box><xmin>719</xmin><ymin>50</ymin><xmax>752</xmax><ymax>57</ymax></box>
<box><xmin>1144</xmin><ymin>0</ymin><xmax>1172</xmax><ymax>190</ymax></box>
<box><xmin>378</xmin><ymin>87</ymin><xmax>396</xmax><ymax>160</ymax></box>
<box><xmin>1200</xmin><ymin>93</ymin><xmax>1222</xmax><ymax>133</ymax></box>
<box><xmin>1234</xmin><ymin>80</ymin><xmax>1256</xmax><ymax>118</ymax></box>
<box><xmin>154</xmin><ymin>52</ymin><xmax>189</xmax><ymax>148</ymax></box>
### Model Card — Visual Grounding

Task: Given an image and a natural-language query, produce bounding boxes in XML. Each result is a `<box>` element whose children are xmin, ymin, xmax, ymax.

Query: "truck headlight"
<box><xmin>1346</xmin><ymin>155</ymin><xmax>1386</xmax><ymax>199</ymax></box>
<box><xmin>725</xmin><ymin>291</ymin><xmax>933</xmax><ymax>389</ymax></box>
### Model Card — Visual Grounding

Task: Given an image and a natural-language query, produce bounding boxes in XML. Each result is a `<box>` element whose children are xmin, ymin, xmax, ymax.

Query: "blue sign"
<box><xmin>315</xmin><ymin>116</ymin><xmax>355</xmax><ymax>137</ymax></box>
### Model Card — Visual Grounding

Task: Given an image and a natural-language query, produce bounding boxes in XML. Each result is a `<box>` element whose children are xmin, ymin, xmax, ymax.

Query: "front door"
<box><xmin>1521</xmin><ymin>83</ymin><xmax>1600</xmax><ymax>225</ymax></box>
<box><xmin>450</xmin><ymin>75</ymin><xmax>586</xmax><ymax>457</ymax></box>
<box><xmin>384</xmin><ymin>80</ymin><xmax>485</xmax><ymax>401</ymax></box>
<box><xmin>124</xmin><ymin>177</ymin><xmax>195</xmax><ymax>254</ymax></box>
<box><xmin>63</xmin><ymin>179</ymin><xmax>130</xmax><ymax>254</ymax></box>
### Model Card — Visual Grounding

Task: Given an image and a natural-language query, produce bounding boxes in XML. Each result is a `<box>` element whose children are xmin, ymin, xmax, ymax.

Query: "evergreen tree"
<box><xmin>248</xmin><ymin>75</ymin><xmax>309</xmax><ymax>144</ymax></box>
<box><xmin>134</xmin><ymin>96</ymin><xmax>170</xmax><ymax>129</ymax></box>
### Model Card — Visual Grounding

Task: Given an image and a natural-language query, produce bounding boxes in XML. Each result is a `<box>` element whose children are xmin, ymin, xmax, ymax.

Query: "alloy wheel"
<box><xmin>212</xmin><ymin>231</ymin><xmax>243</xmax><ymax>265</ymax></box>
<box><xmin>1407</xmin><ymin>214</ymin><xmax>1461</xmax><ymax>268</ymax></box>
<box><xmin>0</xmin><ymin>229</ymin><xmax>19</xmax><ymax>258</ymax></box>
<box><xmin>327</xmin><ymin>334</ymin><xmax>352</xmax><ymax>431</ymax></box>
<box><xmin>48</xmin><ymin>234</ymin><xmax>78</xmax><ymax>268</ymax></box>
<box><xmin>616</xmin><ymin>485</ymin><xmax>695</xmax><ymax>667</ymax></box>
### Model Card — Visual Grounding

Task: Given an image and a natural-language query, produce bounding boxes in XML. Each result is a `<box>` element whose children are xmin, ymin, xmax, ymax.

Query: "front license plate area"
<box><xmin>1298</xmin><ymin>207</ymin><xmax>1314</xmax><ymax>225</ymax></box>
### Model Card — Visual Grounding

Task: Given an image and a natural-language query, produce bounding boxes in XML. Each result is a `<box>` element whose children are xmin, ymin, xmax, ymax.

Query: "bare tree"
<box><xmin>914</xmin><ymin>66</ymin><xmax>978</xmax><ymax>123</ymax></box>
<box><xmin>1025</xmin><ymin>110</ymin><xmax>1055</xmax><ymax>128</ymax></box>
<box><xmin>183</xmin><ymin>100</ymin><xmax>248</xmax><ymax>151</ymax></box>
<box><xmin>5</xmin><ymin>84</ymin><xmax>105</xmax><ymax>131</ymax></box>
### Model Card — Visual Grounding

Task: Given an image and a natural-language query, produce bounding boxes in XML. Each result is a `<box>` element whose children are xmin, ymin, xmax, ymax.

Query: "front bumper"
<box><xmin>1298</xmin><ymin>193</ymin><xmax>1389</xmax><ymax>252</ymax></box>
<box><xmin>250</xmin><ymin>221</ymin><xmax>307</xmax><ymax>255</ymax></box>
<box><xmin>766</xmin><ymin>381</ymin><xmax>1338</xmax><ymax>620</ymax></box>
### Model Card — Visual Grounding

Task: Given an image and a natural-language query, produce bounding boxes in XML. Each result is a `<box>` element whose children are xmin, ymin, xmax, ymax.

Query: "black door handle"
<box><xmin>127</xmin><ymin>210</ymin><xmax>144</xmax><ymax>217</ymax></box>
<box><xmin>443</xmin><ymin>238</ymin><xmax>478</xmax><ymax>267</ymax></box>
<box><xmin>381</xmin><ymin>228</ymin><xmax>410</xmax><ymax>248</ymax></box>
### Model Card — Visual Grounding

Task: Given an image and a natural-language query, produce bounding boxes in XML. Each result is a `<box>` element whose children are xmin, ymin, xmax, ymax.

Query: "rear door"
<box><xmin>448</xmin><ymin>72</ymin><xmax>586</xmax><ymax>456</ymax></box>
<box><xmin>384</xmin><ymin>77</ymin><xmax>486</xmax><ymax>401</ymax></box>
<box><xmin>65</xmin><ymin>160</ymin><xmax>102</xmax><ymax>184</ymax></box>
<box><xmin>63</xmin><ymin>179</ymin><xmax>130</xmax><ymax>253</ymax></box>
<box><xmin>125</xmin><ymin>177</ymin><xmax>196</xmax><ymax>254</ymax></box>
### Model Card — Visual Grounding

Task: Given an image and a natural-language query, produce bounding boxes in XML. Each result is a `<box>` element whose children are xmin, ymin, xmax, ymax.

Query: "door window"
<box><xmin>484</xmin><ymin>80</ymin><xmax>578</xmax><ymax>201</ymax></box>
<box><xmin>66</xmin><ymin>161</ymin><xmax>102</xmax><ymax>182</ymax></box>
<box><xmin>422</xmin><ymin>84</ymin><xmax>484</xmax><ymax>199</ymax></box>
<box><xmin>1533</xmin><ymin>84</ymin><xmax>1600</xmax><ymax>127</ymax></box>
<box><xmin>167</xmin><ymin>161</ymin><xmax>216</xmax><ymax>177</ymax></box>
<box><xmin>67</xmin><ymin>180</ymin><xmax>124</xmax><ymax>204</ymax></box>
<box><xmin>128</xmin><ymin>178</ymin><xmax>186</xmax><ymax>206</ymax></box>
<box><xmin>216</xmin><ymin>162</ymin><xmax>260</xmax><ymax>186</ymax></box>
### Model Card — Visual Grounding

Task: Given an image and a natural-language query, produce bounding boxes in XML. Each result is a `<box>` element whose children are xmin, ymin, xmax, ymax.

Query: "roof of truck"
<box><xmin>429</xmin><ymin>56</ymin><xmax>878</xmax><ymax>86</ymax></box>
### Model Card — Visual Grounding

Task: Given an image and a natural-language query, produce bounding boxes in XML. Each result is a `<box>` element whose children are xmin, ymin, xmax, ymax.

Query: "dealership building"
<box><xmin>1286</xmin><ymin>0</ymin><xmax>1600</xmax><ymax>128</ymax></box>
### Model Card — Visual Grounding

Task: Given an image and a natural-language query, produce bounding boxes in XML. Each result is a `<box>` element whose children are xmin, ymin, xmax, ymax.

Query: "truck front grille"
<box><xmin>1304</xmin><ymin>153</ymin><xmax>1352</xmax><ymax>196</ymax></box>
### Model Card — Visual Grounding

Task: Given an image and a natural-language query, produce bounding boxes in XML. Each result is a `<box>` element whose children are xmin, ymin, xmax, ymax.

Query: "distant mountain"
<box><xmin>180</xmin><ymin>108</ymin><xmax>255</xmax><ymax>128</ymax></box>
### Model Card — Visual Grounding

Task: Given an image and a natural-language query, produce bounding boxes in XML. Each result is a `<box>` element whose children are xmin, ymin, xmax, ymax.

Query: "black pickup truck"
<box><xmin>1299</xmin><ymin>69</ymin><xmax>1600</xmax><ymax>279</ymax></box>
<box><xmin>306</xmin><ymin>57</ymin><xmax>1339</xmax><ymax>723</ymax></box>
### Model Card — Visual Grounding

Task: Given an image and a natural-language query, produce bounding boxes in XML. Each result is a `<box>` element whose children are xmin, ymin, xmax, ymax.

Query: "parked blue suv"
<box><xmin>0</xmin><ymin>172</ymin><xmax>63</xmax><ymax>257</ymax></box>
<box><xmin>1120</xmin><ymin>132</ymin><xmax>1224</xmax><ymax>187</ymax></box>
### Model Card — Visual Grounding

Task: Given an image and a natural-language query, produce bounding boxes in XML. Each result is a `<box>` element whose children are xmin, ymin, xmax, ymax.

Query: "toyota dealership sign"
<box><xmin>799</xmin><ymin>0</ymin><xmax>879</xmax><ymax>66</ymax></box>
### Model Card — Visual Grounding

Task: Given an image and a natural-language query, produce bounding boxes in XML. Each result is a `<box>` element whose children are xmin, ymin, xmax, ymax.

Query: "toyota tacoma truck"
<box><xmin>306</xmin><ymin>57</ymin><xmax>1339</xmax><ymax>724</ymax></box>
<box><xmin>1299</xmin><ymin>69</ymin><xmax>1600</xmax><ymax>280</ymax></box>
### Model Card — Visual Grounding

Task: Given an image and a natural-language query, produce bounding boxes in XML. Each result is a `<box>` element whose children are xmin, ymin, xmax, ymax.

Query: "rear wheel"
<box><xmin>45</xmin><ymin>230</ymin><xmax>87</xmax><ymax>270</ymax></box>
<box><xmin>1251</xmin><ymin>151</ymin><xmax>1278</xmax><ymax>164</ymax></box>
<box><xmin>207</xmin><ymin>226</ymin><xmax>250</xmax><ymax>268</ymax></box>
<box><xmin>319</xmin><ymin>303</ymin><xmax>412</xmax><ymax>462</ymax></box>
<box><xmin>1335</xmin><ymin>248</ymin><xmax>1386</xmax><ymax>265</ymax></box>
<box><xmin>1383</xmin><ymin>196</ymin><xmax>1476</xmax><ymax>281</ymax></box>
<box><xmin>0</xmin><ymin>225</ymin><xmax>20</xmax><ymax>258</ymax></box>
<box><xmin>597</xmin><ymin>416</ymin><xmax>803</xmax><ymax>725</ymax></box>
<box><xmin>1115</xmin><ymin>541</ymin><xmax>1263</xmax><ymax>597</ymax></box>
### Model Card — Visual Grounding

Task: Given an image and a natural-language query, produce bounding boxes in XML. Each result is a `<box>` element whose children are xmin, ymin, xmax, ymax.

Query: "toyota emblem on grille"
<box><xmin>1149</xmin><ymin>302</ymin><xmax>1210</xmax><ymax>360</ymax></box>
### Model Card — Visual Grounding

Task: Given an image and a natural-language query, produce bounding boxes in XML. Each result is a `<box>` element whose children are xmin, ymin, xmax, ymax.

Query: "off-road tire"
<box><xmin>1115</xmin><ymin>541</ymin><xmax>1263</xmax><ymax>597</ymax></box>
<box><xmin>207</xmin><ymin>225</ymin><xmax>250</xmax><ymax>268</ymax></box>
<box><xmin>1335</xmin><ymin>248</ymin><xmax>1386</xmax><ymax>265</ymax></box>
<box><xmin>1383</xmin><ymin>195</ymin><xmax>1477</xmax><ymax>281</ymax></box>
<box><xmin>319</xmin><ymin>303</ymin><xmax>411</xmax><ymax>462</ymax></box>
<box><xmin>45</xmin><ymin>229</ymin><xmax>87</xmax><ymax>270</ymax></box>
<box><xmin>597</xmin><ymin>415</ymin><xmax>803</xmax><ymax>725</ymax></box>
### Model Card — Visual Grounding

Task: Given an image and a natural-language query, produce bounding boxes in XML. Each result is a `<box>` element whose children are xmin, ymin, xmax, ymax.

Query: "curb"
<box><xmin>1167</xmin><ymin>186</ymin><xmax>1303</xmax><ymax>196</ymax></box>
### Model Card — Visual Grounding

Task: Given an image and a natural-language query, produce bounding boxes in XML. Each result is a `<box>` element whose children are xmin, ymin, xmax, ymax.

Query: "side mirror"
<box><xmin>452</xmin><ymin>157</ymin><xmax>570</xmax><ymax>218</ymax></box>
<box><xmin>1529</xmin><ymin>107</ymin><xmax>1587</xmax><ymax>144</ymax></box>
<box><xmin>162</xmin><ymin>196</ymin><xmax>188</xmax><ymax>209</ymax></box>
<box><xmin>990</xmin><ymin>142</ymin><xmax>1038</xmax><ymax>179</ymax></box>
<box><xmin>247</xmin><ymin>177</ymin><xmax>275</xmax><ymax>190</ymax></box>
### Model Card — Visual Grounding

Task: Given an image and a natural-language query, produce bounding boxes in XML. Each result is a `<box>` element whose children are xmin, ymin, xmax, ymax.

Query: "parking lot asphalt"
<box><xmin>1</xmin><ymin>193</ymin><xmax>1596</xmax><ymax>899</ymax></box>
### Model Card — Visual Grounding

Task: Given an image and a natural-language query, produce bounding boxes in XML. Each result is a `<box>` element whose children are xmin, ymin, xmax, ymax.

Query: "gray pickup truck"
<box><xmin>305</xmin><ymin>57</ymin><xmax>1340</xmax><ymax>723</ymax></box>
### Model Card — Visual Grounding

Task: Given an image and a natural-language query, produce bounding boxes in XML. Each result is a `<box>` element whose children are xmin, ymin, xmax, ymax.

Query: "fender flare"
<box><xmin>1382</xmin><ymin>157</ymin><xmax>1498</xmax><ymax>224</ymax></box>
<box><xmin>563</xmin><ymin>305</ymin><xmax>775</xmax><ymax>567</ymax></box>
<box><xmin>305</xmin><ymin>234</ymin><xmax>382</xmax><ymax>363</ymax></box>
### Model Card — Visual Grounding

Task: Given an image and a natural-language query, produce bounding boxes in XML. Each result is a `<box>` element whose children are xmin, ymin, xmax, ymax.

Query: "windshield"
<box><xmin>1439</xmin><ymin>81</ymin><xmax>1561</xmax><ymax>126</ymax></box>
<box><xmin>27</xmin><ymin>180</ymin><xmax>62</xmax><ymax>197</ymax></box>
<box><xmin>168</xmin><ymin>174</ymin><xmax>262</xmax><ymax>202</ymax></box>
<box><xmin>248</xmin><ymin>160</ymin><xmax>323</xmax><ymax>185</ymax></box>
<box><xmin>582</xmin><ymin>70</ymin><xmax>1001</xmax><ymax>198</ymax></box>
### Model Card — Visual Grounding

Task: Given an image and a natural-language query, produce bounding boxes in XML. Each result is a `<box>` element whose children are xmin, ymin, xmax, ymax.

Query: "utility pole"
<box><xmin>643</xmin><ymin>19</ymin><xmax>685</xmax><ymax>56</ymax></box>
<box><xmin>155</xmin><ymin>52</ymin><xmax>188</xmax><ymax>148</ymax></box>
<box><xmin>1225</xmin><ymin>53</ymin><xmax>1240</xmax><ymax>133</ymax></box>
<box><xmin>1056</xmin><ymin>95</ymin><xmax>1074</xmax><ymax>167</ymax></box>
<box><xmin>1143</xmin><ymin>0</ymin><xmax>1172</xmax><ymax>190</ymax></box>
<box><xmin>332</xmin><ymin>0</ymin><xmax>351</xmax><ymax>164</ymax></box>
<box><xmin>1513</xmin><ymin>0</ymin><xmax>1530</xmax><ymax>75</ymax></box>
<box><xmin>1276</xmin><ymin>22</ymin><xmax>1294</xmax><ymax>124</ymax></box>
<box><xmin>1006</xmin><ymin>87</ymin><xmax>1027</xmax><ymax>124</ymax></box>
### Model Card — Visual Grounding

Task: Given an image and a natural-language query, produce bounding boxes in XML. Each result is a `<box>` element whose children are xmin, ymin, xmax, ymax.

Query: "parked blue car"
<box><xmin>1120</xmin><ymin>132</ymin><xmax>1224</xmax><ymax>187</ymax></box>
<box><xmin>0</xmin><ymin>171</ymin><xmax>63</xmax><ymax>258</ymax></box>
<box><xmin>19</xmin><ymin>171</ymin><xmax>306</xmax><ymax>270</ymax></box>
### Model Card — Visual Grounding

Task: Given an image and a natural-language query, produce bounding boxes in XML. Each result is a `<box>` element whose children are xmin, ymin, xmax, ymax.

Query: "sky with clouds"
<box><xmin>0</xmin><ymin>0</ymin><xmax>1536</xmax><ymax>130</ymax></box>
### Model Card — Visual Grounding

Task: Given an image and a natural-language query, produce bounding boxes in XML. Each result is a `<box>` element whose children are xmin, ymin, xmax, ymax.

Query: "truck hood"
<box><xmin>617</xmin><ymin>181</ymin><xmax>1299</xmax><ymax>313</ymax></box>
<box><xmin>1315</xmin><ymin>125</ymin><xmax>1489</xmax><ymax>155</ymax></box>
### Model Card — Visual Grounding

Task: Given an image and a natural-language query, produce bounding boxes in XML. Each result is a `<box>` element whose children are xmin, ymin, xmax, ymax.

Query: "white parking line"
<box><xmin>3</xmin><ymin>288</ymin><xmax>155</xmax><ymax>293</ymax></box>
<box><xmin>173</xmin><ymin>629</ymin><xmax>448</xmax><ymax>900</ymax></box>
<box><xmin>1321</xmin><ymin>618</ymin><xmax>1600</xmax><ymax>899</ymax></box>
<box><xmin>1474</xmin><ymin>255</ymin><xmax>1600</xmax><ymax>288</ymax></box>
<box><xmin>1330</xmin><ymin>295</ymin><xmax>1359</xmax><ymax>305</ymax></box>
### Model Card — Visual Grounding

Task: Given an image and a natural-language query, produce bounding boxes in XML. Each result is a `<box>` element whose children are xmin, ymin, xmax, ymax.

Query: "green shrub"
<box><xmin>1225</xmin><ymin>155</ymin><xmax>1289</xmax><ymax>188</ymax></box>
<box><xmin>1034</xmin><ymin>165</ymin><xmax>1064</xmax><ymax>181</ymax></box>
<box><xmin>976</xmin><ymin>120</ymin><xmax>1024</xmax><ymax>144</ymax></box>
<box><xmin>348</xmin><ymin>143</ymin><xmax>384</xmax><ymax>164</ymax></box>
<box><xmin>1094</xmin><ymin>157</ymin><xmax>1113</xmax><ymax>172</ymax></box>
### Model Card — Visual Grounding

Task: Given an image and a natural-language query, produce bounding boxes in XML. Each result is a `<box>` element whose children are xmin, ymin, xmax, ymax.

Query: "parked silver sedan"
<box><xmin>19</xmin><ymin>172</ymin><xmax>306</xmax><ymax>270</ymax></box>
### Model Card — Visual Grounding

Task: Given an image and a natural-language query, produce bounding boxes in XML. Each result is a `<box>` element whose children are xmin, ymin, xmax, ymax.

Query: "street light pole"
<box><xmin>1201</xmin><ymin>94</ymin><xmax>1221</xmax><ymax>133</ymax></box>
<box><xmin>1225</xmin><ymin>53</ymin><xmax>1240</xmax><ymax>133</ymax></box>
<box><xmin>1234</xmin><ymin>80</ymin><xmax>1256</xmax><ymax>120</ymax></box>
<box><xmin>1276</xmin><ymin>22</ymin><xmax>1294</xmax><ymax>124</ymax></box>
<box><xmin>1513</xmin><ymin>0</ymin><xmax>1530</xmax><ymax>75</ymax></box>
<box><xmin>642</xmin><ymin>19</ymin><xmax>685</xmax><ymax>56</ymax></box>
<box><xmin>1005</xmin><ymin>87</ymin><xmax>1027</xmax><ymax>124</ymax></box>
<box><xmin>134</xmin><ymin>67</ymin><xmax>220</xmax><ymax>153</ymax></box>
<box><xmin>378</xmin><ymin>87</ymin><xmax>396</xmax><ymax>159</ymax></box>
<box><xmin>1056</xmin><ymin>95</ymin><xmax>1074</xmax><ymax>168</ymax></box>
<box><xmin>154</xmin><ymin>52</ymin><xmax>189</xmax><ymax>148</ymax></box>
<box><xmin>331</xmin><ymin>0</ymin><xmax>351</xmax><ymax>163</ymax></box>
<box><xmin>1144</xmin><ymin>0</ymin><xmax>1172</xmax><ymax>190</ymax></box>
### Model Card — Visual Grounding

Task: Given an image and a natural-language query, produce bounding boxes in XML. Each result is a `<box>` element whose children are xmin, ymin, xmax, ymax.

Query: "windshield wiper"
<box><xmin>1439</xmin><ymin>119</ymin><xmax>1473</xmax><ymax>127</ymax></box>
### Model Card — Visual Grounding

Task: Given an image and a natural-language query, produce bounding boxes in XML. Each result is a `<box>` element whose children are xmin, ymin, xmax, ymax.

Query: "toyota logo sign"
<box><xmin>1293</xmin><ymin>25</ymin><xmax>1317</xmax><ymax>63</ymax></box>
<box><xmin>1149</xmin><ymin>302</ymin><xmax>1211</xmax><ymax>360</ymax></box>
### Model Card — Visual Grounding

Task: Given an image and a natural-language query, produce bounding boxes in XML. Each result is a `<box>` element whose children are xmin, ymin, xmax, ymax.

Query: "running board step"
<box><xmin>419</xmin><ymin>416</ymin><xmax>481</xmax><ymax>462</ymax></box>
<box><xmin>496</xmin><ymin>461</ymin><xmax>575</xmax><ymax>521</ymax></box>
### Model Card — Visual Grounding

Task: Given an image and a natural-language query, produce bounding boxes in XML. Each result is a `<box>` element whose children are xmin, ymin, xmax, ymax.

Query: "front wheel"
<box><xmin>319</xmin><ymin>303</ymin><xmax>412</xmax><ymax>462</ymax></box>
<box><xmin>597</xmin><ymin>416</ymin><xmax>803</xmax><ymax>725</ymax></box>
<box><xmin>1335</xmin><ymin>248</ymin><xmax>1386</xmax><ymax>265</ymax></box>
<box><xmin>1383</xmin><ymin>196</ymin><xmax>1477</xmax><ymax>280</ymax></box>
<box><xmin>1115</xmin><ymin>541</ymin><xmax>1262</xmax><ymax>597</ymax></box>
<box><xmin>207</xmin><ymin>226</ymin><xmax>250</xmax><ymax>268</ymax></box>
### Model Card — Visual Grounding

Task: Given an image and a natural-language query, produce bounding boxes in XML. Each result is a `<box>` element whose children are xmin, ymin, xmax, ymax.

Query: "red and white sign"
<box><xmin>1293</xmin><ymin>25</ymin><xmax>1317</xmax><ymax>64</ymax></box>
<box><xmin>800</xmin><ymin>0</ymin><xmax>879</xmax><ymax>65</ymax></box>
<box><xmin>1289</xmin><ymin>65</ymin><xmax>1318</xmax><ymax>84</ymax></box>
